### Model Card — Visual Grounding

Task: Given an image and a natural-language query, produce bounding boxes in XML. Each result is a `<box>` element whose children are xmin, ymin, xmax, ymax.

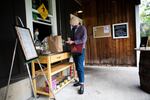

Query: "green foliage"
<box><xmin>140</xmin><ymin>0</ymin><xmax>150</xmax><ymax>37</ymax></box>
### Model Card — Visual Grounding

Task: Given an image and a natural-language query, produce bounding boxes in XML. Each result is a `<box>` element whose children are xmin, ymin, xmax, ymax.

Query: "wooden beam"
<box><xmin>74</xmin><ymin>0</ymin><xmax>82</xmax><ymax>6</ymax></box>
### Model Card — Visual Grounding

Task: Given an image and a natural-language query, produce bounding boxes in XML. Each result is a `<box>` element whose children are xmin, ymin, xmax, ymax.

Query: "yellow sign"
<box><xmin>37</xmin><ymin>3</ymin><xmax>48</xmax><ymax>20</ymax></box>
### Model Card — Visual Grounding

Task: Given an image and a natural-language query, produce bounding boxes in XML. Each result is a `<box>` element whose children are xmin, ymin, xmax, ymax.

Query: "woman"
<box><xmin>66</xmin><ymin>16</ymin><xmax>87</xmax><ymax>94</ymax></box>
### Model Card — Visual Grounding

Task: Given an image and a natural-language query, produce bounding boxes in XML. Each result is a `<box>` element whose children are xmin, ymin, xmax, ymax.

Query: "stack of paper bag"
<box><xmin>47</xmin><ymin>35</ymin><xmax>63</xmax><ymax>53</ymax></box>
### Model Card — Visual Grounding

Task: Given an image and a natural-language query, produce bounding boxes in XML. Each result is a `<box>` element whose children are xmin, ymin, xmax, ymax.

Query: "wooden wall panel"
<box><xmin>83</xmin><ymin>0</ymin><xmax>136</xmax><ymax>66</ymax></box>
<box><xmin>83</xmin><ymin>0</ymin><xmax>98</xmax><ymax>64</ymax></box>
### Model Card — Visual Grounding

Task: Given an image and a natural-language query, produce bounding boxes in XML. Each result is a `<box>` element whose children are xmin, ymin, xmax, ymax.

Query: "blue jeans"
<box><xmin>73</xmin><ymin>49</ymin><xmax>85</xmax><ymax>83</ymax></box>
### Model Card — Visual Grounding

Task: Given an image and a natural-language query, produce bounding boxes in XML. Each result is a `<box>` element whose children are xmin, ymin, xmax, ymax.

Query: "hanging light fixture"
<box><xmin>77</xmin><ymin>10</ymin><xmax>83</xmax><ymax>13</ymax></box>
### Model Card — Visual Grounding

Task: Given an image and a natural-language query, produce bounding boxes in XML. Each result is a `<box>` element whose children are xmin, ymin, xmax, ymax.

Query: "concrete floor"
<box><xmin>36</xmin><ymin>66</ymin><xmax>150</xmax><ymax>100</ymax></box>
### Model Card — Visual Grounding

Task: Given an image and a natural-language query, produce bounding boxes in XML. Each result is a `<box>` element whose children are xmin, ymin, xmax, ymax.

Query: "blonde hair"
<box><xmin>70</xmin><ymin>17</ymin><xmax>79</xmax><ymax>26</ymax></box>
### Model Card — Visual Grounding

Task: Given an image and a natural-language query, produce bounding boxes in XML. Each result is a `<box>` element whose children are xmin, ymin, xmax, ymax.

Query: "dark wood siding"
<box><xmin>83</xmin><ymin>0</ymin><xmax>136</xmax><ymax>66</ymax></box>
<box><xmin>0</xmin><ymin>0</ymin><xmax>28</xmax><ymax>88</ymax></box>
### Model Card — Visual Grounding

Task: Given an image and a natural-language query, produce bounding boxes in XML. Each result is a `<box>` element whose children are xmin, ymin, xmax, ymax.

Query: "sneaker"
<box><xmin>78</xmin><ymin>85</ymin><xmax>84</xmax><ymax>94</ymax></box>
<box><xmin>74</xmin><ymin>79</ymin><xmax>78</xmax><ymax>83</ymax></box>
<box><xmin>73</xmin><ymin>82</ymin><xmax>81</xmax><ymax>87</ymax></box>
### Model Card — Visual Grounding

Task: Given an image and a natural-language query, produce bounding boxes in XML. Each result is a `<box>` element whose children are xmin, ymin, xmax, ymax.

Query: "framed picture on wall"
<box><xmin>112</xmin><ymin>22</ymin><xmax>129</xmax><ymax>39</ymax></box>
<box><xmin>93</xmin><ymin>25</ymin><xmax>111</xmax><ymax>38</ymax></box>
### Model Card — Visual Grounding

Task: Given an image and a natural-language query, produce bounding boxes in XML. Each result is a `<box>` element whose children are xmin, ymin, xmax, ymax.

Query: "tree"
<box><xmin>140</xmin><ymin>0</ymin><xmax>150</xmax><ymax>36</ymax></box>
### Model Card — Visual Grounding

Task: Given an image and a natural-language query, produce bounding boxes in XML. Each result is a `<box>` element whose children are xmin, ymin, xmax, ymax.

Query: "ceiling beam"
<box><xmin>74</xmin><ymin>0</ymin><xmax>82</xmax><ymax>6</ymax></box>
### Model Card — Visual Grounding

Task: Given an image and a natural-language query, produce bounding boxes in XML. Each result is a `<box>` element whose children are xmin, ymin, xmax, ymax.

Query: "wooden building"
<box><xmin>0</xmin><ymin>0</ymin><xmax>141</xmax><ymax>99</ymax></box>
<box><xmin>57</xmin><ymin>0</ymin><xmax>140</xmax><ymax>66</ymax></box>
<box><xmin>82</xmin><ymin>0</ymin><xmax>140</xmax><ymax>66</ymax></box>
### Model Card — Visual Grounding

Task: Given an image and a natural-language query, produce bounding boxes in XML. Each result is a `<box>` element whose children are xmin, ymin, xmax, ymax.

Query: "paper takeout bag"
<box><xmin>47</xmin><ymin>35</ymin><xmax>63</xmax><ymax>53</ymax></box>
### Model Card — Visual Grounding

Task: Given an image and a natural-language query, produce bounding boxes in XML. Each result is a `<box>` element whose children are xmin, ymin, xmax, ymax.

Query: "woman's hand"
<box><xmin>66</xmin><ymin>40</ymin><xmax>75</xmax><ymax>45</ymax></box>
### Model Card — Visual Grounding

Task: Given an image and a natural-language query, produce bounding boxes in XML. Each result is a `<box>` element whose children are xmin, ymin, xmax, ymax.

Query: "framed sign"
<box><xmin>112</xmin><ymin>22</ymin><xmax>129</xmax><ymax>39</ymax></box>
<box><xmin>140</xmin><ymin>36</ymin><xmax>148</xmax><ymax>47</ymax></box>
<box><xmin>15</xmin><ymin>26</ymin><xmax>38</xmax><ymax>62</ymax></box>
<box><xmin>93</xmin><ymin>25</ymin><xmax>111</xmax><ymax>38</ymax></box>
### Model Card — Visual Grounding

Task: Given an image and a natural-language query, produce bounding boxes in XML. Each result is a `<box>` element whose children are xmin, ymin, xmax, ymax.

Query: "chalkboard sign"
<box><xmin>112</xmin><ymin>22</ymin><xmax>129</xmax><ymax>39</ymax></box>
<box><xmin>15</xmin><ymin>26</ymin><xmax>38</xmax><ymax>62</ymax></box>
<box><xmin>140</xmin><ymin>36</ymin><xmax>148</xmax><ymax>47</ymax></box>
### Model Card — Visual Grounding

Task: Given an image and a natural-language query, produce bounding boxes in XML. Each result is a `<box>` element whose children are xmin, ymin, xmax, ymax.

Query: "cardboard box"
<box><xmin>47</xmin><ymin>35</ymin><xmax>63</xmax><ymax>53</ymax></box>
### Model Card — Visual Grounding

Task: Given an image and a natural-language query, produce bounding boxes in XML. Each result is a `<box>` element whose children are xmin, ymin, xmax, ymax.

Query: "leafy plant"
<box><xmin>140</xmin><ymin>0</ymin><xmax>150</xmax><ymax>37</ymax></box>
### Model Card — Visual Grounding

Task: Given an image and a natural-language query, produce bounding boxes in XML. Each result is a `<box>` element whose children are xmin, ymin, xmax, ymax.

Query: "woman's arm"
<box><xmin>74</xmin><ymin>26</ymin><xmax>87</xmax><ymax>45</ymax></box>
